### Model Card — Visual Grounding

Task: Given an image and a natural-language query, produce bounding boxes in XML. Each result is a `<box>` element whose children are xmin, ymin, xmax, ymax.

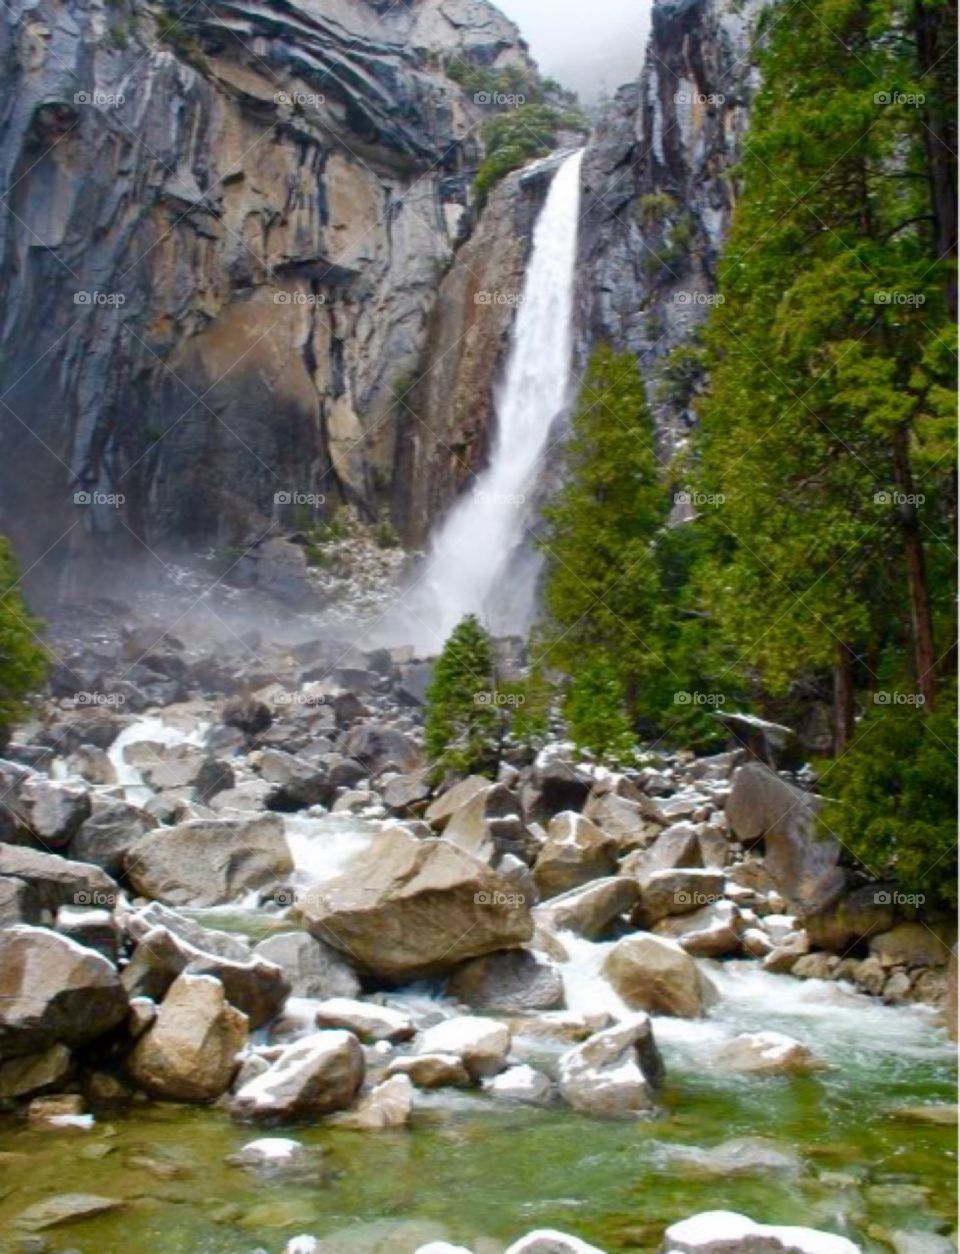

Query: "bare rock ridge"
<box><xmin>0</xmin><ymin>0</ymin><xmax>537</xmax><ymax>576</ymax></box>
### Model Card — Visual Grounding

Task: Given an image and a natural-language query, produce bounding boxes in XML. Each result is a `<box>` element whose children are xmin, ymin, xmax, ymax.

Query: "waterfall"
<box><xmin>403</xmin><ymin>148</ymin><xmax>585</xmax><ymax>653</ymax></box>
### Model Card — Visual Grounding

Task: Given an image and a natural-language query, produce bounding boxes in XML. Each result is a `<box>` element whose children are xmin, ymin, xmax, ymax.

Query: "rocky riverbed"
<box><xmin>0</xmin><ymin>590</ymin><xmax>955</xmax><ymax>1254</ymax></box>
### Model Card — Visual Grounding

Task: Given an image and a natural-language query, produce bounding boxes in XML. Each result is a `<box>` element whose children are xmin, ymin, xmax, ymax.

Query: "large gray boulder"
<box><xmin>7</xmin><ymin>777</ymin><xmax>91</xmax><ymax>849</ymax></box>
<box><xmin>602</xmin><ymin>934</ymin><xmax>717</xmax><ymax>1018</ymax></box>
<box><xmin>534</xmin><ymin>878</ymin><xmax>639</xmax><ymax>940</ymax></box>
<box><xmin>343</xmin><ymin>723</ymin><xmax>422</xmax><ymax>775</ymax></box>
<box><xmin>70</xmin><ymin>798</ymin><xmax>155</xmax><ymax>876</ymax></box>
<box><xmin>441</xmin><ymin>782</ymin><xmax>532</xmax><ymax>866</ymax></box>
<box><xmin>533</xmin><ymin>812</ymin><xmax>618</xmax><ymax>899</ymax></box>
<box><xmin>0</xmin><ymin>926</ymin><xmax>128</xmax><ymax>1059</ymax></box>
<box><xmin>298</xmin><ymin>827</ymin><xmax>533</xmax><ymax>980</ymax></box>
<box><xmin>447</xmin><ymin>948</ymin><xmax>564</xmax><ymax>1012</ymax></box>
<box><xmin>557</xmin><ymin>1014</ymin><xmax>664</xmax><ymax>1118</ymax></box>
<box><xmin>121</xmin><ymin>922</ymin><xmax>289</xmax><ymax>1029</ymax></box>
<box><xmin>232</xmin><ymin>1031</ymin><xmax>364</xmax><ymax>1122</ymax></box>
<box><xmin>725</xmin><ymin>763</ymin><xmax>844</xmax><ymax>914</ymax></box>
<box><xmin>126</xmin><ymin>972</ymin><xmax>248</xmax><ymax>1102</ymax></box>
<box><xmin>0</xmin><ymin>845</ymin><xmax>119</xmax><ymax>916</ymax></box>
<box><xmin>253</xmin><ymin>931</ymin><xmax>361</xmax><ymax>1000</ymax></box>
<box><xmin>124</xmin><ymin>815</ymin><xmax>293</xmax><ymax>907</ymax></box>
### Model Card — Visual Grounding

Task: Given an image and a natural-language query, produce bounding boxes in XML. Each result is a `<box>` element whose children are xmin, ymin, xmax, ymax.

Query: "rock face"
<box><xmin>0</xmin><ymin>0</ymin><xmax>538</xmax><ymax>578</ymax></box>
<box><xmin>126</xmin><ymin>973</ymin><xmax>248</xmax><ymax>1102</ymax></box>
<box><xmin>578</xmin><ymin>0</ymin><xmax>766</xmax><ymax>454</ymax></box>
<box><xmin>124</xmin><ymin>816</ymin><xmax>293</xmax><ymax>907</ymax></box>
<box><xmin>602</xmin><ymin>933</ymin><xmax>717</xmax><ymax>1018</ymax></box>
<box><xmin>299</xmin><ymin>827</ymin><xmax>533</xmax><ymax>980</ymax></box>
<box><xmin>0</xmin><ymin>925</ymin><xmax>128</xmax><ymax>1059</ymax></box>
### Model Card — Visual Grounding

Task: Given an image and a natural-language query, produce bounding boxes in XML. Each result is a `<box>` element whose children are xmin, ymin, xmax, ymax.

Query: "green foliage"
<box><xmin>819</xmin><ymin>687</ymin><xmax>958</xmax><ymax>910</ymax></box>
<box><xmin>154</xmin><ymin>12</ymin><xmax>210</xmax><ymax>70</ymax></box>
<box><xmin>424</xmin><ymin>615</ymin><xmax>501</xmax><ymax>782</ymax></box>
<box><xmin>474</xmin><ymin>103</ymin><xmax>587</xmax><ymax>201</ymax></box>
<box><xmin>563</xmin><ymin>656</ymin><xmax>636</xmax><ymax>760</ymax></box>
<box><xmin>0</xmin><ymin>538</ymin><xmax>48</xmax><ymax>741</ymax></box>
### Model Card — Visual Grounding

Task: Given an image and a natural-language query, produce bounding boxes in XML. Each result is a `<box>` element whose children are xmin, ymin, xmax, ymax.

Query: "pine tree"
<box><xmin>424</xmin><ymin>614</ymin><xmax>501</xmax><ymax>782</ymax></box>
<box><xmin>539</xmin><ymin>347</ymin><xmax>672</xmax><ymax>739</ymax></box>
<box><xmin>0</xmin><ymin>537</ymin><xmax>48</xmax><ymax>745</ymax></box>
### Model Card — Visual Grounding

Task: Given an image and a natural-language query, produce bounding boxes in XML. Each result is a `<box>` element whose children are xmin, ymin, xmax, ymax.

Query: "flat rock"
<box><xmin>15</xmin><ymin>1193</ymin><xmax>125</xmax><ymax>1231</ymax></box>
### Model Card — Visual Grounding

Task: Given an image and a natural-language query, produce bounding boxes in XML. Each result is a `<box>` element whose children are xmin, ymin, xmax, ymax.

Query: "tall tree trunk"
<box><xmin>834</xmin><ymin>641</ymin><xmax>856</xmax><ymax>754</ymax></box>
<box><xmin>893</xmin><ymin>428</ymin><xmax>937</xmax><ymax>707</ymax></box>
<box><xmin>914</xmin><ymin>0</ymin><xmax>958</xmax><ymax>317</ymax></box>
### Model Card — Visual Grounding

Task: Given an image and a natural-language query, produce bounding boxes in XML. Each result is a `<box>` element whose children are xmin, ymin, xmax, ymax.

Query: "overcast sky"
<box><xmin>494</xmin><ymin>0</ymin><xmax>652</xmax><ymax>102</ymax></box>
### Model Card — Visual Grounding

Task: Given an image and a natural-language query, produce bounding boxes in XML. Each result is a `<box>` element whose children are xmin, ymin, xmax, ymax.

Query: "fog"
<box><xmin>495</xmin><ymin>0</ymin><xmax>652</xmax><ymax>103</ymax></box>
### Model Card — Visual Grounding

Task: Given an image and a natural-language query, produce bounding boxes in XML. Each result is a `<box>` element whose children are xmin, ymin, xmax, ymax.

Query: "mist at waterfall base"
<box><xmin>389</xmin><ymin>149</ymin><xmax>585</xmax><ymax>657</ymax></box>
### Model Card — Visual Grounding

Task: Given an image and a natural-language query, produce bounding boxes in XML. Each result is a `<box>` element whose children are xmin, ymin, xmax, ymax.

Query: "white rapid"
<box><xmin>403</xmin><ymin>148</ymin><xmax>585</xmax><ymax>652</ymax></box>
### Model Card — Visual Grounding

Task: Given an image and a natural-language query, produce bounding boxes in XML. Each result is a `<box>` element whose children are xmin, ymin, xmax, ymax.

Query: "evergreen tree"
<box><xmin>0</xmin><ymin>537</ymin><xmax>48</xmax><ymax>744</ymax></box>
<box><xmin>539</xmin><ymin>347</ymin><xmax>672</xmax><ymax>740</ymax></box>
<box><xmin>424</xmin><ymin>614</ymin><xmax>500</xmax><ymax>782</ymax></box>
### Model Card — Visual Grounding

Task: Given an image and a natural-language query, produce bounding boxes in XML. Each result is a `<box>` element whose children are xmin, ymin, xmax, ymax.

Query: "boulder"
<box><xmin>229</xmin><ymin>1137</ymin><xmax>308</xmax><ymax>1171</ymax></box>
<box><xmin>804</xmin><ymin>885</ymin><xmax>898</xmax><ymax>952</ymax></box>
<box><xmin>416</xmin><ymin>1016</ymin><xmax>511</xmax><ymax>1079</ymax></box>
<box><xmin>67</xmin><ymin>744</ymin><xmax>117</xmax><ymax>785</ymax></box>
<box><xmin>253</xmin><ymin>931</ymin><xmax>361</xmax><ymax>1000</ymax></box>
<box><xmin>0</xmin><ymin>875</ymin><xmax>41</xmax><ymax>926</ymax></box>
<box><xmin>11</xmin><ymin>777</ymin><xmax>91</xmax><ymax>849</ymax></box>
<box><xmin>534</xmin><ymin>878</ymin><xmax>639</xmax><ymax>940</ymax></box>
<box><xmin>713</xmin><ymin>1031</ymin><xmax>820</xmax><ymax>1074</ymax></box>
<box><xmin>641</xmin><ymin>790</ymin><xmax>711</xmax><ymax>825</ymax></box>
<box><xmin>534</xmin><ymin>812</ymin><xmax>618</xmax><ymax>899</ymax></box>
<box><xmin>126</xmin><ymin>973</ymin><xmax>248</xmax><ymax>1102</ymax></box>
<box><xmin>504</xmin><ymin>1235</ymin><xmax>609</xmax><ymax>1254</ymax></box>
<box><xmin>442</xmin><ymin>782</ymin><xmax>531</xmax><ymax>866</ymax></box>
<box><xmin>425</xmin><ymin>776</ymin><xmax>492</xmax><ymax>829</ymax></box>
<box><xmin>125</xmin><ymin>815</ymin><xmax>293</xmax><ymax>907</ymax></box>
<box><xmin>13</xmin><ymin>1193</ymin><xmax>126</xmax><ymax>1232</ymax></box>
<box><xmin>484</xmin><ymin>1063</ymin><xmax>552</xmax><ymax>1104</ymax></box>
<box><xmin>725</xmin><ymin>763</ymin><xmax>844</xmax><ymax>914</ymax></box>
<box><xmin>762</xmin><ymin>931</ymin><xmax>810</xmax><ymax>973</ymax></box>
<box><xmin>123</xmin><ymin>900</ymin><xmax>252</xmax><ymax>960</ymax></box>
<box><xmin>664</xmin><ymin>1210</ymin><xmax>861</xmax><ymax>1254</ymax></box>
<box><xmin>343</xmin><ymin>723</ymin><xmax>422</xmax><ymax>774</ymax></box>
<box><xmin>222</xmin><ymin>696</ymin><xmax>273</xmax><ymax>738</ymax></box>
<box><xmin>382</xmin><ymin>771</ymin><xmax>431</xmax><ymax>815</ymax></box>
<box><xmin>332</xmin><ymin>1073</ymin><xmax>414</xmax><ymax>1129</ymax></box>
<box><xmin>625</xmin><ymin>821</ymin><xmax>703</xmax><ymax>880</ymax></box>
<box><xmin>232</xmin><ymin>1031</ymin><xmax>364</xmax><ymax>1122</ymax></box>
<box><xmin>121</xmin><ymin>922</ymin><xmax>289</xmax><ymax>1029</ymax></box>
<box><xmin>522</xmin><ymin>758</ymin><xmax>592</xmax><ymax>822</ymax></box>
<box><xmin>447</xmin><ymin>949</ymin><xmax>564</xmax><ymax>1013</ymax></box>
<box><xmin>602</xmin><ymin>934</ymin><xmax>717</xmax><ymax>1018</ymax></box>
<box><xmin>557</xmin><ymin>1014</ymin><xmax>664</xmax><ymax>1117</ymax></box>
<box><xmin>584</xmin><ymin>791</ymin><xmax>647</xmax><ymax>844</ymax></box>
<box><xmin>0</xmin><ymin>925</ymin><xmax>128</xmax><ymax>1059</ymax></box>
<box><xmin>314</xmin><ymin>998</ymin><xmax>415</xmax><ymax>1043</ymax></box>
<box><xmin>653</xmin><ymin>901</ymin><xmax>743</xmax><ymax>958</ymax></box>
<box><xmin>869</xmin><ymin>922</ymin><xmax>954</xmax><ymax>968</ymax></box>
<box><xmin>298</xmin><ymin>826</ymin><xmax>533</xmax><ymax>980</ymax></box>
<box><xmin>386</xmin><ymin>1053</ymin><xmax>471</xmax><ymax>1089</ymax></box>
<box><xmin>0</xmin><ymin>1043</ymin><xmax>72</xmax><ymax>1099</ymax></box>
<box><xmin>70</xmin><ymin>798</ymin><xmax>154</xmax><ymax>876</ymax></box>
<box><xmin>635</xmin><ymin>868</ymin><xmax>726</xmax><ymax>926</ymax></box>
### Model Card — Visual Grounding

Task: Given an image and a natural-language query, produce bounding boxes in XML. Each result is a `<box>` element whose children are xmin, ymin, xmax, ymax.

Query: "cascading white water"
<box><xmin>403</xmin><ymin>148</ymin><xmax>585</xmax><ymax>652</ymax></box>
